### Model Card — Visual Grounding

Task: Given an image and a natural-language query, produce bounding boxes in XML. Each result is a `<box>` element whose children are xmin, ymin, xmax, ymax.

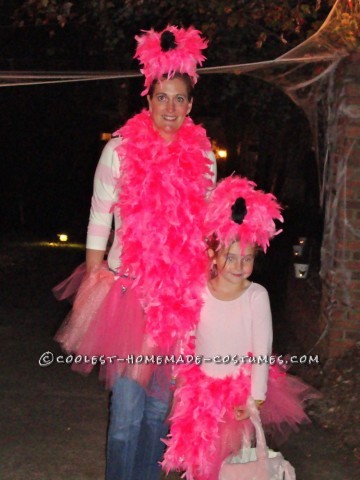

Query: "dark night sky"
<box><xmin>0</xmin><ymin>12</ymin><xmax>136</xmax><ymax>240</ymax></box>
<box><xmin>0</xmin><ymin>75</ymin><xmax>147</xmax><ymax>240</ymax></box>
<box><xmin>0</xmin><ymin>74</ymin><xmax>319</xmax><ymax>242</ymax></box>
<box><xmin>0</xmin><ymin>15</ymin><xmax>319</xmax><ymax>242</ymax></box>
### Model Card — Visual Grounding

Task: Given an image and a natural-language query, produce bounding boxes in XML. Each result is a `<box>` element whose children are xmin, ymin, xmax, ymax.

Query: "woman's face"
<box><xmin>147</xmin><ymin>77</ymin><xmax>193</xmax><ymax>142</ymax></box>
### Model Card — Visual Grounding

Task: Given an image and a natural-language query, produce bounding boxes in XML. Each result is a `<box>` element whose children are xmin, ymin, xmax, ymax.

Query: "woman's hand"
<box><xmin>86</xmin><ymin>249</ymin><xmax>106</xmax><ymax>272</ymax></box>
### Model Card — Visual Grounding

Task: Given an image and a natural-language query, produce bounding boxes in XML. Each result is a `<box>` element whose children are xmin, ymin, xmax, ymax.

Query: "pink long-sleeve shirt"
<box><xmin>195</xmin><ymin>282</ymin><xmax>273</xmax><ymax>400</ymax></box>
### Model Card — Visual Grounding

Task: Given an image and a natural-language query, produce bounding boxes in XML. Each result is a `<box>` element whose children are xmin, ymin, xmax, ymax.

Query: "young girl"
<box><xmin>162</xmin><ymin>176</ymin><xmax>319</xmax><ymax>480</ymax></box>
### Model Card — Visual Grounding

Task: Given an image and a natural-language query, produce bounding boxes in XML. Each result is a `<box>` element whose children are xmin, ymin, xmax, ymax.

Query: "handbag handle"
<box><xmin>247</xmin><ymin>396</ymin><xmax>268</xmax><ymax>460</ymax></box>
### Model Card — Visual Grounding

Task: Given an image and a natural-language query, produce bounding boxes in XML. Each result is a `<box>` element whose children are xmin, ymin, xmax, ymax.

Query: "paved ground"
<box><xmin>0</xmin><ymin>241</ymin><xmax>358</xmax><ymax>480</ymax></box>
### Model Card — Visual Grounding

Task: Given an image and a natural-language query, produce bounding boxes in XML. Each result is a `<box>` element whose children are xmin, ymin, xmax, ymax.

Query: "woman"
<box><xmin>54</xmin><ymin>26</ymin><xmax>216</xmax><ymax>480</ymax></box>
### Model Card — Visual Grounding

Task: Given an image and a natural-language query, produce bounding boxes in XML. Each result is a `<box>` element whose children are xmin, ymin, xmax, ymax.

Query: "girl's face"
<box><xmin>214</xmin><ymin>242</ymin><xmax>255</xmax><ymax>286</ymax></box>
<box><xmin>147</xmin><ymin>77</ymin><xmax>193</xmax><ymax>142</ymax></box>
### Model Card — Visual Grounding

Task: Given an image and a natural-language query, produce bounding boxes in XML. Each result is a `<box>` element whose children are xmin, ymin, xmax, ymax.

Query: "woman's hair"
<box><xmin>148</xmin><ymin>73</ymin><xmax>194</xmax><ymax>100</ymax></box>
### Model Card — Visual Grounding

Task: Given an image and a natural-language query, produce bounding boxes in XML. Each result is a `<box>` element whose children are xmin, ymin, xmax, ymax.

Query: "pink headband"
<box><xmin>204</xmin><ymin>176</ymin><xmax>283</xmax><ymax>252</ymax></box>
<box><xmin>134</xmin><ymin>25</ymin><xmax>208</xmax><ymax>95</ymax></box>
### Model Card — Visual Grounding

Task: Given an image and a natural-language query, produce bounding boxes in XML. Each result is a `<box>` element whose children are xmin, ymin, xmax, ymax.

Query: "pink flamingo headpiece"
<box><xmin>134</xmin><ymin>25</ymin><xmax>208</xmax><ymax>96</ymax></box>
<box><xmin>205</xmin><ymin>176</ymin><xmax>283</xmax><ymax>252</ymax></box>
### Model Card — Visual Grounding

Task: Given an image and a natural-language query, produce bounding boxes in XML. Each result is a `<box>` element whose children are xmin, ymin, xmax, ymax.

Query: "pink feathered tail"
<box><xmin>162</xmin><ymin>363</ymin><xmax>320</xmax><ymax>480</ymax></box>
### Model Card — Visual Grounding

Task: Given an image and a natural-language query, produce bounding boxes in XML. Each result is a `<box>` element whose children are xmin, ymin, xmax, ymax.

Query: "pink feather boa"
<box><xmin>114</xmin><ymin>110</ymin><xmax>213</xmax><ymax>351</ymax></box>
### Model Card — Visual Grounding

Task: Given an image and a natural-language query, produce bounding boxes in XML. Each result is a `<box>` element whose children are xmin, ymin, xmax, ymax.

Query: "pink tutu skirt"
<box><xmin>54</xmin><ymin>264</ymin><xmax>171</xmax><ymax>392</ymax></box>
<box><xmin>52</xmin><ymin>262</ymin><xmax>88</xmax><ymax>304</ymax></box>
<box><xmin>162</xmin><ymin>363</ymin><xmax>320</xmax><ymax>480</ymax></box>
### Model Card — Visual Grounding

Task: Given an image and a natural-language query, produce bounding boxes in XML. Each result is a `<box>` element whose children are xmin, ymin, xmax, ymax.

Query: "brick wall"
<box><xmin>320</xmin><ymin>52</ymin><xmax>360</xmax><ymax>358</ymax></box>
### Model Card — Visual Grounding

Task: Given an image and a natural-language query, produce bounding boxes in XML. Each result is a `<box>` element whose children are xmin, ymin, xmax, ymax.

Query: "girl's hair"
<box><xmin>205</xmin><ymin>232</ymin><xmax>220</xmax><ymax>252</ymax></box>
<box><xmin>148</xmin><ymin>73</ymin><xmax>194</xmax><ymax>100</ymax></box>
<box><xmin>206</xmin><ymin>233</ymin><xmax>259</xmax><ymax>254</ymax></box>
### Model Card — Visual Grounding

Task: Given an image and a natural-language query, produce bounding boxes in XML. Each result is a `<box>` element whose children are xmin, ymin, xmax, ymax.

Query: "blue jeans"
<box><xmin>106</xmin><ymin>376</ymin><xmax>170</xmax><ymax>480</ymax></box>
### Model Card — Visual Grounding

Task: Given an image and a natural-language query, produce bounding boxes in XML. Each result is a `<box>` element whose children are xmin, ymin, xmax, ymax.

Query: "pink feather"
<box><xmin>135</xmin><ymin>26</ymin><xmax>208</xmax><ymax>95</ymax></box>
<box><xmin>204</xmin><ymin>176</ymin><xmax>283</xmax><ymax>252</ymax></box>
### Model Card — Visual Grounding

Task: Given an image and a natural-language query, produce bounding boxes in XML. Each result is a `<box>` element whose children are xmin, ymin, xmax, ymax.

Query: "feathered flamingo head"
<box><xmin>134</xmin><ymin>25</ymin><xmax>208</xmax><ymax>95</ymax></box>
<box><xmin>205</xmin><ymin>176</ymin><xmax>283</xmax><ymax>252</ymax></box>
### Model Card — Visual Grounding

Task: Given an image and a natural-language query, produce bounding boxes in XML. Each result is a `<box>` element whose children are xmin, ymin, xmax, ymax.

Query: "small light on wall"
<box><xmin>100</xmin><ymin>133</ymin><xmax>112</xmax><ymax>141</ymax></box>
<box><xmin>294</xmin><ymin>263</ymin><xmax>309</xmax><ymax>279</ymax></box>
<box><xmin>292</xmin><ymin>245</ymin><xmax>303</xmax><ymax>256</ymax></box>
<box><xmin>217</xmin><ymin>149</ymin><xmax>228</xmax><ymax>159</ymax></box>
<box><xmin>57</xmin><ymin>233</ymin><xmax>69</xmax><ymax>242</ymax></box>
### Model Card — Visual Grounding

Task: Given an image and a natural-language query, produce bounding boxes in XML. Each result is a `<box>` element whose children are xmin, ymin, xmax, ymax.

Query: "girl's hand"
<box><xmin>233</xmin><ymin>405</ymin><xmax>250</xmax><ymax>421</ymax></box>
<box><xmin>234</xmin><ymin>399</ymin><xmax>265</xmax><ymax>420</ymax></box>
<box><xmin>254</xmin><ymin>399</ymin><xmax>265</xmax><ymax>410</ymax></box>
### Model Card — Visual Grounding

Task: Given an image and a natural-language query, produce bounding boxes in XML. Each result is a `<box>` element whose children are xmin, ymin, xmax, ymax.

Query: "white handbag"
<box><xmin>219</xmin><ymin>398</ymin><xmax>296</xmax><ymax>480</ymax></box>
